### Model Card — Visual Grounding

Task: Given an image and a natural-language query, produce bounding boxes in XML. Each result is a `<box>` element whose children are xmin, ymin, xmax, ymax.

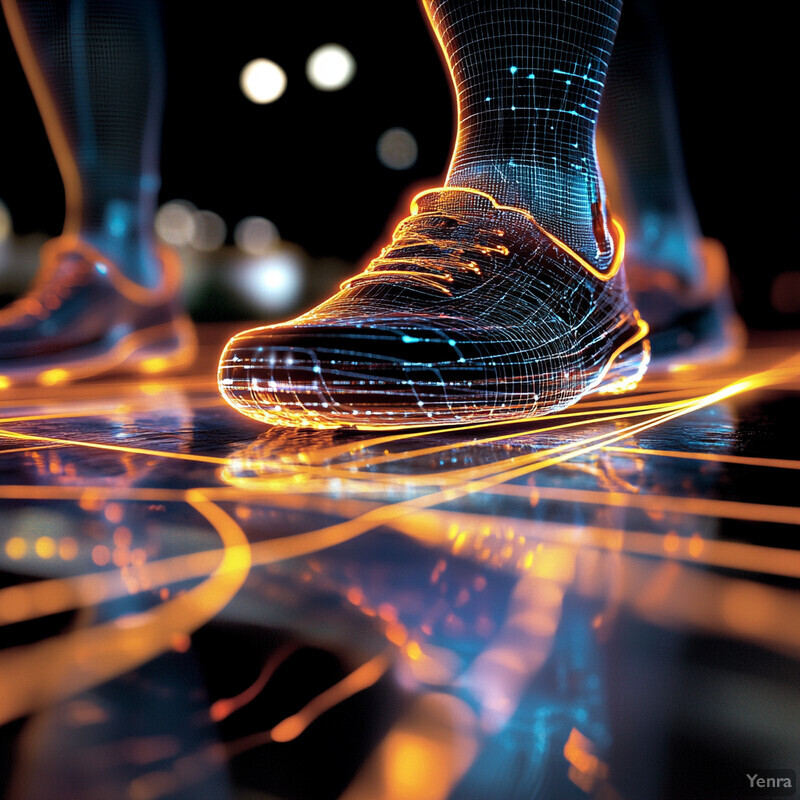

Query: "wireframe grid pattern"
<box><xmin>219</xmin><ymin>187</ymin><xmax>648</xmax><ymax>429</ymax></box>
<box><xmin>430</xmin><ymin>0</ymin><xmax>623</xmax><ymax>266</ymax></box>
<box><xmin>218</xmin><ymin>0</ymin><xmax>644</xmax><ymax>430</ymax></box>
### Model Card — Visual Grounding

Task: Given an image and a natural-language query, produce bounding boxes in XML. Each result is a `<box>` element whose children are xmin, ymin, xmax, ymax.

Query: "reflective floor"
<box><xmin>1</xmin><ymin>326</ymin><xmax>799</xmax><ymax>800</ymax></box>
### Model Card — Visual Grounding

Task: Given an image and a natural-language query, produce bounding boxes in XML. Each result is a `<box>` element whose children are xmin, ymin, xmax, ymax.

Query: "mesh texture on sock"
<box><xmin>427</xmin><ymin>0</ymin><xmax>623</xmax><ymax>267</ymax></box>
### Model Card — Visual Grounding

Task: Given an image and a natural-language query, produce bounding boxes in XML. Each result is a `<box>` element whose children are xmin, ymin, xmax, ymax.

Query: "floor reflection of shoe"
<box><xmin>0</xmin><ymin>234</ymin><xmax>197</xmax><ymax>389</ymax></box>
<box><xmin>218</xmin><ymin>187</ymin><xmax>650</xmax><ymax>430</ymax></box>
<box><xmin>626</xmin><ymin>237</ymin><xmax>745</xmax><ymax>368</ymax></box>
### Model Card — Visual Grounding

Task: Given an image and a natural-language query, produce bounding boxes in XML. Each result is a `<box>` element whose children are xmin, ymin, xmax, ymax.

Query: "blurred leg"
<box><xmin>2</xmin><ymin>0</ymin><xmax>164</xmax><ymax>288</ymax></box>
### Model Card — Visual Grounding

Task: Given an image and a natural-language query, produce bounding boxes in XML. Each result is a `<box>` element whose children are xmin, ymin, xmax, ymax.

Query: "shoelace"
<box><xmin>342</xmin><ymin>209</ymin><xmax>509</xmax><ymax>296</ymax></box>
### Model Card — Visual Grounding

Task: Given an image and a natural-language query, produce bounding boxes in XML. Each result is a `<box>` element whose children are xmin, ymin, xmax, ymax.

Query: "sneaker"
<box><xmin>0</xmin><ymin>234</ymin><xmax>196</xmax><ymax>389</ymax></box>
<box><xmin>218</xmin><ymin>187</ymin><xmax>649</xmax><ymax>430</ymax></box>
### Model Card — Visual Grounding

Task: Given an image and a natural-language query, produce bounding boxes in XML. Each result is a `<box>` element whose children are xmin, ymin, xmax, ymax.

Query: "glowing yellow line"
<box><xmin>0</xmin><ymin>428</ymin><xmax>229</xmax><ymax>465</ymax></box>
<box><xmin>0</xmin><ymin>444</ymin><xmax>62</xmax><ymax>456</ymax></box>
<box><xmin>261</xmin><ymin>403</ymin><xmax>682</xmax><ymax>475</ymax></box>
<box><xmin>604</xmin><ymin>445</ymin><xmax>800</xmax><ymax>471</ymax></box>
<box><xmin>234</xmin><ymin>380</ymin><xmax>744</xmax><ymax>489</ymax></box>
<box><xmin>487</xmin><ymin>484</ymin><xmax>800</xmax><ymax>526</ymax></box>
<box><xmin>1</xmin><ymin>350</ymin><xmax>797</xmax><ymax>637</ymax></box>
<box><xmin>592</xmin><ymin>316</ymin><xmax>649</xmax><ymax>388</ymax></box>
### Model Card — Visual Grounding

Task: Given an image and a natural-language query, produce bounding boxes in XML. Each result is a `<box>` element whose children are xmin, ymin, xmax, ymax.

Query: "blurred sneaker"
<box><xmin>0</xmin><ymin>234</ymin><xmax>196</xmax><ymax>389</ymax></box>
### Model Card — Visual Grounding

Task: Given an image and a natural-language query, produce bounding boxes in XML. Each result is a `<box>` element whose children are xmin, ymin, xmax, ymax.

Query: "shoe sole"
<box><xmin>219</xmin><ymin>317</ymin><xmax>650</xmax><ymax>431</ymax></box>
<box><xmin>0</xmin><ymin>316</ymin><xmax>198</xmax><ymax>390</ymax></box>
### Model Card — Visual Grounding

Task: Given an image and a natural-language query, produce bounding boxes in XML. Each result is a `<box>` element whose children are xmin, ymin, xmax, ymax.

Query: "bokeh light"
<box><xmin>306</xmin><ymin>44</ymin><xmax>356</xmax><ymax>91</ymax></box>
<box><xmin>234</xmin><ymin>216</ymin><xmax>280</xmax><ymax>256</ymax></box>
<box><xmin>154</xmin><ymin>200</ymin><xmax>196</xmax><ymax>247</ymax></box>
<box><xmin>240</xmin><ymin>59</ymin><xmax>287</xmax><ymax>104</ymax></box>
<box><xmin>190</xmin><ymin>210</ymin><xmax>227</xmax><ymax>252</ymax></box>
<box><xmin>377</xmin><ymin>127</ymin><xmax>418</xmax><ymax>170</ymax></box>
<box><xmin>233</xmin><ymin>247</ymin><xmax>304</xmax><ymax>313</ymax></box>
<box><xmin>0</xmin><ymin>200</ymin><xmax>11</xmax><ymax>243</ymax></box>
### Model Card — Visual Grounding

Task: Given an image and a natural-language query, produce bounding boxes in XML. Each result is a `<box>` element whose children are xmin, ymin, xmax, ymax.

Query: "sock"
<box><xmin>599</xmin><ymin>0</ymin><xmax>702</xmax><ymax>285</ymax></box>
<box><xmin>2</xmin><ymin>0</ymin><xmax>164</xmax><ymax>288</ymax></box>
<box><xmin>424</xmin><ymin>0</ymin><xmax>623</xmax><ymax>268</ymax></box>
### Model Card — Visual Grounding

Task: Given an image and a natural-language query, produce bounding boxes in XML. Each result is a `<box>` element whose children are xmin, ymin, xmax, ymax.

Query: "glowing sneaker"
<box><xmin>0</xmin><ymin>234</ymin><xmax>197</xmax><ymax>389</ymax></box>
<box><xmin>218</xmin><ymin>187</ymin><xmax>649</xmax><ymax>430</ymax></box>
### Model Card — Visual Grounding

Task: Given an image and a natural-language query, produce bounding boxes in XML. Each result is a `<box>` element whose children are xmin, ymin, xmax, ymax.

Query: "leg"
<box><xmin>598</xmin><ymin>0</ymin><xmax>743</xmax><ymax>363</ymax></box>
<box><xmin>218</xmin><ymin>0</ymin><xmax>648</xmax><ymax>430</ymax></box>
<box><xmin>3</xmin><ymin>0</ymin><xmax>163</xmax><ymax>288</ymax></box>
<box><xmin>435</xmin><ymin>0</ymin><xmax>622</xmax><ymax>267</ymax></box>
<box><xmin>0</xmin><ymin>0</ymin><xmax>195</xmax><ymax>387</ymax></box>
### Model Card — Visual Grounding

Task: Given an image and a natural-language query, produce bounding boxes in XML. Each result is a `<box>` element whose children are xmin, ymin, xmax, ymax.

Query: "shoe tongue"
<box><xmin>413</xmin><ymin>187</ymin><xmax>498</xmax><ymax>216</ymax></box>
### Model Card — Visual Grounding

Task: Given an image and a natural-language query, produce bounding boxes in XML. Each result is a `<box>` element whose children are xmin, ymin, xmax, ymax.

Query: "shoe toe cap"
<box><xmin>217</xmin><ymin>318</ymin><xmax>556</xmax><ymax>428</ymax></box>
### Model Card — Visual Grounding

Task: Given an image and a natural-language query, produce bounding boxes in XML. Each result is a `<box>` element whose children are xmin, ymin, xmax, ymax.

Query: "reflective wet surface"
<box><xmin>1</xmin><ymin>327</ymin><xmax>799</xmax><ymax>800</ymax></box>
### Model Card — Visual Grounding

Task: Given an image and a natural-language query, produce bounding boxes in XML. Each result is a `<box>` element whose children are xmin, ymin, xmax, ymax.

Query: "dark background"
<box><xmin>0</xmin><ymin>1</ymin><xmax>790</xmax><ymax>328</ymax></box>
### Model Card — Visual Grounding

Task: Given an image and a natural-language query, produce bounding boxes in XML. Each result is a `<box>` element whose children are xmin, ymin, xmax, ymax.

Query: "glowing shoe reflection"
<box><xmin>219</xmin><ymin>187</ymin><xmax>649</xmax><ymax>430</ymax></box>
<box><xmin>0</xmin><ymin>235</ymin><xmax>197</xmax><ymax>389</ymax></box>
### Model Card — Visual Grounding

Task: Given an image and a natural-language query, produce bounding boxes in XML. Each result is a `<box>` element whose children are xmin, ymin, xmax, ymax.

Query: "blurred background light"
<box><xmin>154</xmin><ymin>200</ymin><xmax>196</xmax><ymax>247</ymax></box>
<box><xmin>376</xmin><ymin>127</ymin><xmax>418</xmax><ymax>170</ymax></box>
<box><xmin>306</xmin><ymin>44</ymin><xmax>356</xmax><ymax>91</ymax></box>
<box><xmin>240</xmin><ymin>58</ymin><xmax>287</xmax><ymax>104</ymax></box>
<box><xmin>234</xmin><ymin>216</ymin><xmax>280</xmax><ymax>256</ymax></box>
<box><xmin>190</xmin><ymin>210</ymin><xmax>227</xmax><ymax>252</ymax></box>
<box><xmin>233</xmin><ymin>246</ymin><xmax>305</xmax><ymax>313</ymax></box>
<box><xmin>0</xmin><ymin>200</ymin><xmax>11</xmax><ymax>244</ymax></box>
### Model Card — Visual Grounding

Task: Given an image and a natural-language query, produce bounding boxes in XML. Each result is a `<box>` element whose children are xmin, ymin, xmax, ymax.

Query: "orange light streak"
<box><xmin>486</xmin><ymin>483</ymin><xmax>800</xmax><ymax>527</ymax></box>
<box><xmin>0</xmin><ymin>428</ymin><xmax>228</xmax><ymax>466</ymax></box>
<box><xmin>271</xmin><ymin>649</ymin><xmax>391</xmax><ymax>742</ymax></box>
<box><xmin>209</xmin><ymin>642</ymin><xmax>298</xmax><ymax>722</ymax></box>
<box><xmin>0</xmin><ymin>491</ymin><xmax>251</xmax><ymax>726</ymax></box>
<box><xmin>604</xmin><ymin>445</ymin><xmax>800</xmax><ymax>471</ymax></box>
<box><xmin>224</xmin><ymin>649</ymin><xmax>392</xmax><ymax>759</ymax></box>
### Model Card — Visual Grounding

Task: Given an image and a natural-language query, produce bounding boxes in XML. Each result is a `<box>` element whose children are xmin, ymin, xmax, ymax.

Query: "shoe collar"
<box><xmin>410</xmin><ymin>185</ymin><xmax>625</xmax><ymax>282</ymax></box>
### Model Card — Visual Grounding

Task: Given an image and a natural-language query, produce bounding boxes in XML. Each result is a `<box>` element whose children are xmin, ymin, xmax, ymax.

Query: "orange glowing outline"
<box><xmin>270</xmin><ymin>649</ymin><xmax>391</xmax><ymax>743</ymax></box>
<box><xmin>408</xmin><ymin>185</ymin><xmax>627</xmax><ymax>280</ymax></box>
<box><xmin>210</xmin><ymin>642</ymin><xmax>299</xmax><ymax>722</ymax></box>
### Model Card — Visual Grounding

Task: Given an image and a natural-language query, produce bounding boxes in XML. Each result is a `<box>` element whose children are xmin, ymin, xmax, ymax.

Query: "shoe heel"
<box><xmin>594</xmin><ymin>318</ymin><xmax>651</xmax><ymax>395</ymax></box>
<box><xmin>128</xmin><ymin>316</ymin><xmax>198</xmax><ymax>375</ymax></box>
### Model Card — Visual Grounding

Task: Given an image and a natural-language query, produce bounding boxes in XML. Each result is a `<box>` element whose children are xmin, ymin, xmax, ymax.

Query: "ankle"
<box><xmin>446</xmin><ymin>160</ymin><xmax>615</xmax><ymax>267</ymax></box>
<box><xmin>78</xmin><ymin>231</ymin><xmax>163</xmax><ymax>289</ymax></box>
